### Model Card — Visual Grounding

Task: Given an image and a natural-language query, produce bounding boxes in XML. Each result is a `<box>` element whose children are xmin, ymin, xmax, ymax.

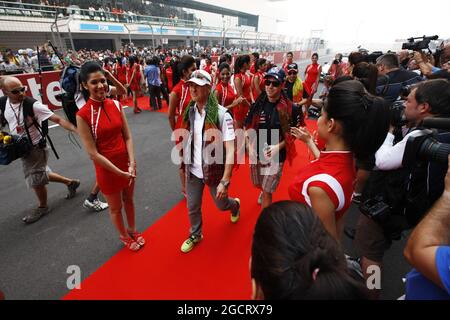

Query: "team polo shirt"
<box><xmin>288</xmin><ymin>151</ymin><xmax>356</xmax><ymax>220</ymax></box>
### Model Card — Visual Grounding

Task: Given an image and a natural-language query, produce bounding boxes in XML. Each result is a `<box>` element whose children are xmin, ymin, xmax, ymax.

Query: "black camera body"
<box><xmin>359</xmin><ymin>196</ymin><xmax>391</xmax><ymax>223</ymax></box>
<box><xmin>402</xmin><ymin>117</ymin><xmax>450</xmax><ymax>168</ymax></box>
<box><xmin>402</xmin><ymin>35</ymin><xmax>439</xmax><ymax>52</ymax></box>
<box><xmin>390</xmin><ymin>101</ymin><xmax>407</xmax><ymax>128</ymax></box>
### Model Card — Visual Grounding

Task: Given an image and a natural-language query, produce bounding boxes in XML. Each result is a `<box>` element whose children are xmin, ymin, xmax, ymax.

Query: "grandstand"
<box><xmin>0</xmin><ymin>0</ymin><xmax>295</xmax><ymax>52</ymax></box>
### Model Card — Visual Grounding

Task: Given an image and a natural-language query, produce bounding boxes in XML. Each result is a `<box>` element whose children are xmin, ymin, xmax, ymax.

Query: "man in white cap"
<box><xmin>179</xmin><ymin>70</ymin><xmax>241</xmax><ymax>253</ymax></box>
<box><xmin>18</xmin><ymin>49</ymin><xmax>33</xmax><ymax>73</ymax></box>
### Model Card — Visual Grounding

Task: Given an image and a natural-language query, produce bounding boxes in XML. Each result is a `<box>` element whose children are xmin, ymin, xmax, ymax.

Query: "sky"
<box><xmin>195</xmin><ymin>0</ymin><xmax>450</xmax><ymax>52</ymax></box>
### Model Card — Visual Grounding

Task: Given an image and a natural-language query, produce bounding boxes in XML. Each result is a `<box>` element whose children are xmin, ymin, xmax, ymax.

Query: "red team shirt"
<box><xmin>288</xmin><ymin>151</ymin><xmax>356</xmax><ymax>221</ymax></box>
<box><xmin>215</xmin><ymin>82</ymin><xmax>236</xmax><ymax>108</ymax></box>
<box><xmin>234</xmin><ymin>72</ymin><xmax>252</xmax><ymax>122</ymax></box>
<box><xmin>252</xmin><ymin>71</ymin><xmax>266</xmax><ymax>101</ymax></box>
<box><xmin>172</xmin><ymin>79</ymin><xmax>191</xmax><ymax>128</ymax></box>
<box><xmin>77</xmin><ymin>98</ymin><xmax>130</xmax><ymax>195</ymax></box>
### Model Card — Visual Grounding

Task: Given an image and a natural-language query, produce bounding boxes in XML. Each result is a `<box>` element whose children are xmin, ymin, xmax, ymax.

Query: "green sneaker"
<box><xmin>181</xmin><ymin>234</ymin><xmax>203</xmax><ymax>253</ymax></box>
<box><xmin>231</xmin><ymin>198</ymin><xmax>241</xmax><ymax>223</ymax></box>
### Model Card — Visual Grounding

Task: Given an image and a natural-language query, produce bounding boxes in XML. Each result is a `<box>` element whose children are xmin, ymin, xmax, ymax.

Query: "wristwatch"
<box><xmin>220</xmin><ymin>180</ymin><xmax>230</xmax><ymax>188</ymax></box>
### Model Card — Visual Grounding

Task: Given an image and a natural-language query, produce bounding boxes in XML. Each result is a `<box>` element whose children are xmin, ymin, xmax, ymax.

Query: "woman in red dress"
<box><xmin>251</xmin><ymin>58</ymin><xmax>268</xmax><ymax>103</ymax></box>
<box><xmin>76</xmin><ymin>61</ymin><xmax>144</xmax><ymax>252</ymax></box>
<box><xmin>289</xmin><ymin>80</ymin><xmax>390</xmax><ymax>241</ymax></box>
<box><xmin>233</xmin><ymin>55</ymin><xmax>252</xmax><ymax>129</ymax></box>
<box><xmin>303</xmin><ymin>53</ymin><xmax>322</xmax><ymax>116</ymax></box>
<box><xmin>113</xmin><ymin>57</ymin><xmax>127</xmax><ymax>102</ymax></box>
<box><xmin>168</xmin><ymin>55</ymin><xmax>196</xmax><ymax>197</ymax></box>
<box><xmin>126</xmin><ymin>55</ymin><xmax>142</xmax><ymax>113</ymax></box>
<box><xmin>214</xmin><ymin>62</ymin><xmax>244</xmax><ymax>110</ymax></box>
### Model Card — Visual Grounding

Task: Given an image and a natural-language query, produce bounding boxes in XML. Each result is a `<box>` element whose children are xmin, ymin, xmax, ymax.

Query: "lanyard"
<box><xmin>221</xmin><ymin>83</ymin><xmax>227</xmax><ymax>107</ymax></box>
<box><xmin>10</xmin><ymin>101</ymin><xmax>23</xmax><ymax>127</ymax></box>
<box><xmin>179</xmin><ymin>81</ymin><xmax>189</xmax><ymax>112</ymax></box>
<box><xmin>90</xmin><ymin>103</ymin><xmax>101</xmax><ymax>141</ymax></box>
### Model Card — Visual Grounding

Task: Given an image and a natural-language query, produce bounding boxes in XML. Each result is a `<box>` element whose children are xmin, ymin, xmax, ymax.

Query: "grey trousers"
<box><xmin>186</xmin><ymin>174</ymin><xmax>239</xmax><ymax>237</ymax></box>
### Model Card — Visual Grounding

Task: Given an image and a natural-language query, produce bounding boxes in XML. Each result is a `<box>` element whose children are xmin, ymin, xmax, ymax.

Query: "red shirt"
<box><xmin>250</xmin><ymin>62</ymin><xmax>256</xmax><ymax>75</ymax></box>
<box><xmin>115</xmin><ymin>63</ymin><xmax>127</xmax><ymax>84</ymax></box>
<box><xmin>166</xmin><ymin>67</ymin><xmax>173</xmax><ymax>92</ymax></box>
<box><xmin>204</xmin><ymin>64</ymin><xmax>212</xmax><ymax>74</ymax></box>
<box><xmin>234</xmin><ymin>72</ymin><xmax>251</xmax><ymax>100</ymax></box>
<box><xmin>77</xmin><ymin>99</ymin><xmax>127</xmax><ymax>157</ymax></box>
<box><xmin>172</xmin><ymin>79</ymin><xmax>191</xmax><ymax>116</ymax></box>
<box><xmin>252</xmin><ymin>71</ymin><xmax>266</xmax><ymax>101</ymax></box>
<box><xmin>215</xmin><ymin>82</ymin><xmax>236</xmax><ymax>107</ymax></box>
<box><xmin>288</xmin><ymin>151</ymin><xmax>356</xmax><ymax>221</ymax></box>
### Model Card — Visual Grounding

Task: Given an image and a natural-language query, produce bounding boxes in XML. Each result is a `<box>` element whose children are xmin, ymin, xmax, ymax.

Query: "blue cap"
<box><xmin>264</xmin><ymin>67</ymin><xmax>286</xmax><ymax>83</ymax></box>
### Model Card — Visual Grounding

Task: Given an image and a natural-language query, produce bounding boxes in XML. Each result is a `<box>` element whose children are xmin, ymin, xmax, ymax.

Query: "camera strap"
<box><xmin>23</xmin><ymin>104</ymin><xmax>60</xmax><ymax>160</ymax></box>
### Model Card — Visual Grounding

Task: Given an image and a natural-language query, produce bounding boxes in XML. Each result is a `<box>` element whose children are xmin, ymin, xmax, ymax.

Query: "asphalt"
<box><xmin>0</xmin><ymin>56</ymin><xmax>412</xmax><ymax>300</ymax></box>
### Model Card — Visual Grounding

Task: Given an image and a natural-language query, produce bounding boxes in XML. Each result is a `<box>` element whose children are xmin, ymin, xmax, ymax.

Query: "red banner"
<box><xmin>0</xmin><ymin>70</ymin><xmax>62</xmax><ymax>111</ymax></box>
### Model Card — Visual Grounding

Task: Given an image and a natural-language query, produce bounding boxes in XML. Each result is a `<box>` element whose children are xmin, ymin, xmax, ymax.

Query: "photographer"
<box><xmin>354</xmin><ymin>79</ymin><xmax>450</xmax><ymax>298</ymax></box>
<box><xmin>415</xmin><ymin>43</ymin><xmax>450</xmax><ymax>80</ymax></box>
<box><xmin>403</xmin><ymin>155</ymin><xmax>450</xmax><ymax>300</ymax></box>
<box><xmin>376</xmin><ymin>53</ymin><xmax>423</xmax><ymax>103</ymax></box>
<box><xmin>0</xmin><ymin>77</ymin><xmax>79</xmax><ymax>224</ymax></box>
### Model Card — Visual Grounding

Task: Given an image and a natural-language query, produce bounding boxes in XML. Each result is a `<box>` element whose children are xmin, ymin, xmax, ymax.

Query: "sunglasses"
<box><xmin>9</xmin><ymin>86</ymin><xmax>27</xmax><ymax>95</ymax></box>
<box><xmin>288</xmin><ymin>70</ymin><xmax>298</xmax><ymax>75</ymax></box>
<box><xmin>264</xmin><ymin>79</ymin><xmax>281</xmax><ymax>87</ymax></box>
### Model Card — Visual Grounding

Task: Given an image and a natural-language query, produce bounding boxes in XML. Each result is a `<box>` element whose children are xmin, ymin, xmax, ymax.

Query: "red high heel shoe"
<box><xmin>120</xmin><ymin>236</ymin><xmax>141</xmax><ymax>251</ymax></box>
<box><xmin>128</xmin><ymin>230</ymin><xmax>145</xmax><ymax>247</ymax></box>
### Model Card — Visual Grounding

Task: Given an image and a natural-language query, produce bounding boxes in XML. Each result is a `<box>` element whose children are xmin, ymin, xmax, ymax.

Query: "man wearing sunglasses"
<box><xmin>245</xmin><ymin>67</ymin><xmax>300</xmax><ymax>209</ymax></box>
<box><xmin>0</xmin><ymin>76</ymin><xmax>80</xmax><ymax>224</ymax></box>
<box><xmin>284</xmin><ymin>63</ymin><xmax>304</xmax><ymax>104</ymax></box>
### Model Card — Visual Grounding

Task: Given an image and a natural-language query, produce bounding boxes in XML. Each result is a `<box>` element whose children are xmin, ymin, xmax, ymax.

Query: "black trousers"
<box><xmin>148</xmin><ymin>84</ymin><xmax>162</xmax><ymax>110</ymax></box>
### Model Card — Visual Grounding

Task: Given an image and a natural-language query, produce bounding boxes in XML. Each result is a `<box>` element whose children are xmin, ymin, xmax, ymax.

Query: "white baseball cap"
<box><xmin>187</xmin><ymin>70</ymin><xmax>212</xmax><ymax>87</ymax></box>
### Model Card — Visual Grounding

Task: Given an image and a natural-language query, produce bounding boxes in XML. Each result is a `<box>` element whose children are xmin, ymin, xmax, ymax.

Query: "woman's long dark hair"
<box><xmin>325</xmin><ymin>80</ymin><xmax>390</xmax><ymax>160</ymax></box>
<box><xmin>234</xmin><ymin>54</ymin><xmax>250</xmax><ymax>74</ymax></box>
<box><xmin>79</xmin><ymin>61</ymin><xmax>104</xmax><ymax>102</ymax></box>
<box><xmin>251</xmin><ymin>201</ymin><xmax>369</xmax><ymax>300</ymax></box>
<box><xmin>352</xmin><ymin>62</ymin><xmax>379</xmax><ymax>95</ymax></box>
<box><xmin>172</xmin><ymin>55</ymin><xmax>195</xmax><ymax>87</ymax></box>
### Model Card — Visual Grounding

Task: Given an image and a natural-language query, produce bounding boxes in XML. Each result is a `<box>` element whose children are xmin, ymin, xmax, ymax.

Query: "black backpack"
<box><xmin>0</xmin><ymin>96</ymin><xmax>59</xmax><ymax>159</ymax></box>
<box><xmin>60</xmin><ymin>64</ymin><xmax>81</xmax><ymax>127</ymax></box>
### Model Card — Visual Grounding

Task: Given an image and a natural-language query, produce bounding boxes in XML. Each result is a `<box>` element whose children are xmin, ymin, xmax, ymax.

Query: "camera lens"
<box><xmin>418</xmin><ymin>138</ymin><xmax>450</xmax><ymax>163</ymax></box>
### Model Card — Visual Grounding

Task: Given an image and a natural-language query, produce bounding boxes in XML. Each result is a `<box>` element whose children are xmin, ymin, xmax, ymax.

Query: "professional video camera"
<box><xmin>402</xmin><ymin>35</ymin><xmax>439</xmax><ymax>52</ymax></box>
<box><xmin>403</xmin><ymin>117</ymin><xmax>450</xmax><ymax>168</ymax></box>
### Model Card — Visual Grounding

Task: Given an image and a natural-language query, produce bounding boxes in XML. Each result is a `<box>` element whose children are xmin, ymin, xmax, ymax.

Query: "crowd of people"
<box><xmin>1</xmin><ymin>39</ymin><xmax>450</xmax><ymax>300</ymax></box>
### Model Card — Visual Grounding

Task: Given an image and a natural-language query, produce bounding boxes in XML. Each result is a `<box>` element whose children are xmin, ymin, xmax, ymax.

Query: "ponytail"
<box><xmin>325</xmin><ymin>80</ymin><xmax>390</xmax><ymax>160</ymax></box>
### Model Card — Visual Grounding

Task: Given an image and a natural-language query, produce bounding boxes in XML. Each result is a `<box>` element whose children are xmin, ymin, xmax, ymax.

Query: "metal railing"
<box><xmin>0</xmin><ymin>1</ymin><xmax>199</xmax><ymax>28</ymax></box>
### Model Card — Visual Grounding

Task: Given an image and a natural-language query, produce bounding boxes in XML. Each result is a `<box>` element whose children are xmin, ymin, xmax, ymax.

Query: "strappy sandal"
<box><xmin>128</xmin><ymin>230</ymin><xmax>145</xmax><ymax>247</ymax></box>
<box><xmin>120</xmin><ymin>236</ymin><xmax>141</xmax><ymax>251</ymax></box>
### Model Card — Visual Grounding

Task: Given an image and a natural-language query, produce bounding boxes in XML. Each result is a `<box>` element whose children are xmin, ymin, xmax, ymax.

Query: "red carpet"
<box><xmin>64</xmin><ymin>119</ymin><xmax>318</xmax><ymax>300</ymax></box>
<box><xmin>122</xmin><ymin>95</ymin><xmax>169</xmax><ymax>114</ymax></box>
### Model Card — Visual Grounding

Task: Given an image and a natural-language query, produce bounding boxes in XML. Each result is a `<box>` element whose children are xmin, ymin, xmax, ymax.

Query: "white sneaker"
<box><xmin>83</xmin><ymin>198</ymin><xmax>109</xmax><ymax>212</ymax></box>
<box><xmin>257</xmin><ymin>191</ymin><xmax>263</xmax><ymax>205</ymax></box>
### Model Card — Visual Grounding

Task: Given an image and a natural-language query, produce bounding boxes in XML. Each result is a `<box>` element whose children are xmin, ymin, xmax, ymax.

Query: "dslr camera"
<box><xmin>403</xmin><ymin>117</ymin><xmax>450</xmax><ymax>168</ymax></box>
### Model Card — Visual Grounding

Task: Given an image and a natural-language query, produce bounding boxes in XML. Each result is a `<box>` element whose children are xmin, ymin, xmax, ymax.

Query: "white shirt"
<box><xmin>190</xmin><ymin>104</ymin><xmax>235</xmax><ymax>179</ymax></box>
<box><xmin>4</xmin><ymin>98</ymin><xmax>53</xmax><ymax>145</ymax></box>
<box><xmin>375</xmin><ymin>130</ymin><xmax>424</xmax><ymax>171</ymax></box>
